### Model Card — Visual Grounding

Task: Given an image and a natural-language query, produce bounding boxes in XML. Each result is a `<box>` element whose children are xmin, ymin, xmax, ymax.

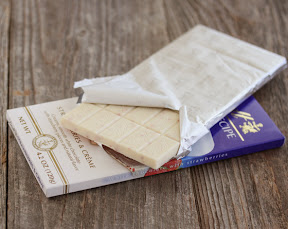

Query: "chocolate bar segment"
<box><xmin>61</xmin><ymin>104</ymin><xmax>180</xmax><ymax>169</ymax></box>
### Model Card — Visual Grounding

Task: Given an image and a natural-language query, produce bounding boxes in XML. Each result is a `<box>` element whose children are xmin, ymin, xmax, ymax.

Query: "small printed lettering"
<box><xmin>57</xmin><ymin>106</ymin><xmax>66</xmax><ymax>116</ymax></box>
<box><xmin>70</xmin><ymin>130</ymin><xmax>82</xmax><ymax>144</ymax></box>
<box><xmin>82</xmin><ymin>150</ymin><xmax>96</xmax><ymax>168</ymax></box>
<box><xmin>219</xmin><ymin>118</ymin><xmax>236</xmax><ymax>139</ymax></box>
<box><xmin>185</xmin><ymin>153</ymin><xmax>228</xmax><ymax>165</ymax></box>
<box><xmin>18</xmin><ymin>116</ymin><xmax>31</xmax><ymax>134</ymax></box>
<box><xmin>37</xmin><ymin>152</ymin><xmax>56</xmax><ymax>184</ymax></box>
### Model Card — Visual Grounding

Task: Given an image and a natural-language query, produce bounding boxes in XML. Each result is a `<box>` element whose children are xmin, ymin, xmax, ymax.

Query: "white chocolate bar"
<box><xmin>61</xmin><ymin>103</ymin><xmax>180</xmax><ymax>169</ymax></box>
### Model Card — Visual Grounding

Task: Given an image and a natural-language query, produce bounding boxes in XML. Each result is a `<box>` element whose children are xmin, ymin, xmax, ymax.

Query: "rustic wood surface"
<box><xmin>1</xmin><ymin>0</ymin><xmax>288</xmax><ymax>228</ymax></box>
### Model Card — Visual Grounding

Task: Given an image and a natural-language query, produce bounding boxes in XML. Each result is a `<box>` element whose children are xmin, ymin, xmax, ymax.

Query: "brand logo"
<box><xmin>32</xmin><ymin>134</ymin><xmax>58</xmax><ymax>151</ymax></box>
<box><xmin>231</xmin><ymin>110</ymin><xmax>263</xmax><ymax>134</ymax></box>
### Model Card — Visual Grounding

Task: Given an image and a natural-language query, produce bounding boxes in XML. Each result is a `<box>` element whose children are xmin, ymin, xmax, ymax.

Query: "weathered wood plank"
<box><xmin>6</xmin><ymin>0</ymin><xmax>288</xmax><ymax>228</ymax></box>
<box><xmin>0</xmin><ymin>1</ymin><xmax>10</xmax><ymax>229</ymax></box>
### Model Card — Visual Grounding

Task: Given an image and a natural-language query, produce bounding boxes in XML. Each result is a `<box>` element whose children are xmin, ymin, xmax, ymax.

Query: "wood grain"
<box><xmin>0</xmin><ymin>1</ymin><xmax>10</xmax><ymax>229</ymax></box>
<box><xmin>3</xmin><ymin>0</ymin><xmax>288</xmax><ymax>228</ymax></box>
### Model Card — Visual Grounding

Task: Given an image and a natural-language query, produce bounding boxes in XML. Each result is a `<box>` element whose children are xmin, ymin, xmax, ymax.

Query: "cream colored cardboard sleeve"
<box><xmin>6</xmin><ymin>98</ymin><xmax>147</xmax><ymax>197</ymax></box>
<box><xmin>6</xmin><ymin>98</ymin><xmax>214</xmax><ymax>197</ymax></box>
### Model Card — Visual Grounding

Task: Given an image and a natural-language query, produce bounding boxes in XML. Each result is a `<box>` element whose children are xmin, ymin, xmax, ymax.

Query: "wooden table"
<box><xmin>1</xmin><ymin>0</ymin><xmax>288</xmax><ymax>228</ymax></box>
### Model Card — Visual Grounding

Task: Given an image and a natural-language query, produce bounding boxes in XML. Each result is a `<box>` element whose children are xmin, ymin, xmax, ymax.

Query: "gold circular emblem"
<box><xmin>32</xmin><ymin>134</ymin><xmax>58</xmax><ymax>151</ymax></box>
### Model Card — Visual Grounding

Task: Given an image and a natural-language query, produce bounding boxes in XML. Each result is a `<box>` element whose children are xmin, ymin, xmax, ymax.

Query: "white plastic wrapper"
<box><xmin>74</xmin><ymin>25</ymin><xmax>286</xmax><ymax>158</ymax></box>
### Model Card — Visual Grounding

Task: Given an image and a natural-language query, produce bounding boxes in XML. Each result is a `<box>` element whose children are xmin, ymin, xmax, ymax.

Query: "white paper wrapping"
<box><xmin>74</xmin><ymin>25</ymin><xmax>286</xmax><ymax>158</ymax></box>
